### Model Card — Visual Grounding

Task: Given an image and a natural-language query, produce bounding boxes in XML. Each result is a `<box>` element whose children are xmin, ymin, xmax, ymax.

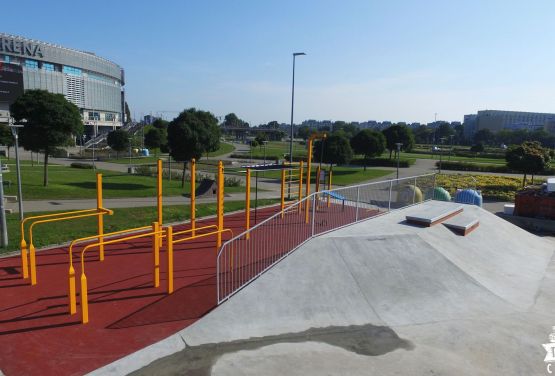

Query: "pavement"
<box><xmin>122</xmin><ymin>201</ymin><xmax>555</xmax><ymax>376</ymax></box>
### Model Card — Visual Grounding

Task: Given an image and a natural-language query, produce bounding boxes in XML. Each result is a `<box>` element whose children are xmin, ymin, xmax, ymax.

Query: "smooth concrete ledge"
<box><xmin>406</xmin><ymin>205</ymin><xmax>464</xmax><ymax>227</ymax></box>
<box><xmin>85</xmin><ymin>333</ymin><xmax>186</xmax><ymax>376</ymax></box>
<box><xmin>443</xmin><ymin>216</ymin><xmax>480</xmax><ymax>236</ymax></box>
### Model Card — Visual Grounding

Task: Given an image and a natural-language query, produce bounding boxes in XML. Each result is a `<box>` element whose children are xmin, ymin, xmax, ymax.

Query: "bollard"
<box><xmin>81</xmin><ymin>272</ymin><xmax>89</xmax><ymax>324</ymax></box>
<box><xmin>68</xmin><ymin>264</ymin><xmax>76</xmax><ymax>314</ymax></box>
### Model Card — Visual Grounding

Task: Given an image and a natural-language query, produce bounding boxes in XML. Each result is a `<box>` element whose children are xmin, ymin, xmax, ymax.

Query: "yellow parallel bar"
<box><xmin>190</xmin><ymin>158</ymin><xmax>196</xmax><ymax>237</ymax></box>
<box><xmin>245</xmin><ymin>168</ymin><xmax>251</xmax><ymax>240</ymax></box>
<box><xmin>172</xmin><ymin>224</ymin><xmax>218</xmax><ymax>238</ymax></box>
<box><xmin>28</xmin><ymin>208</ymin><xmax>113</xmax><ymax>286</ymax></box>
<box><xmin>167</xmin><ymin>226</ymin><xmax>174</xmax><ymax>294</ymax></box>
<box><xmin>80</xmin><ymin>224</ymin><xmax>164</xmax><ymax>324</ymax></box>
<box><xmin>67</xmin><ymin>224</ymin><xmax>152</xmax><ymax>315</ymax></box>
<box><xmin>97</xmin><ymin>173</ymin><xmax>104</xmax><ymax>261</ymax></box>
<box><xmin>172</xmin><ymin>228</ymin><xmax>234</xmax><ymax>245</ymax></box>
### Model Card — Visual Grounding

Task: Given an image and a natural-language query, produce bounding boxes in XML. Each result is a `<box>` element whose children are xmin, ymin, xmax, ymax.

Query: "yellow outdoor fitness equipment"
<box><xmin>78</xmin><ymin>221</ymin><xmax>164</xmax><ymax>324</ymax></box>
<box><xmin>19</xmin><ymin>173</ymin><xmax>112</xmax><ymax>285</ymax></box>
<box><xmin>305</xmin><ymin>133</ymin><xmax>327</xmax><ymax>223</ymax></box>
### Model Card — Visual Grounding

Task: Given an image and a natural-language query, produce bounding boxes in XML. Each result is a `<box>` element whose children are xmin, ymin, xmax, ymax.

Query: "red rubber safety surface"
<box><xmin>0</xmin><ymin>207</ymin><xmax>280</xmax><ymax>376</ymax></box>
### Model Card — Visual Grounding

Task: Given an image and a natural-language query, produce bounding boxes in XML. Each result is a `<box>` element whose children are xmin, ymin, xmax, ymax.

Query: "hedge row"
<box><xmin>351</xmin><ymin>157</ymin><xmax>415</xmax><ymax>168</ymax></box>
<box><xmin>437</xmin><ymin>161</ymin><xmax>555</xmax><ymax>175</ymax></box>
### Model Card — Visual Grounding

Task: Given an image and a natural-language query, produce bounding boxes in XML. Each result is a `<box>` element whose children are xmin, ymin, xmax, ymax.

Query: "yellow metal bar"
<box><xmin>67</xmin><ymin>224</ymin><xmax>152</xmax><ymax>314</ymax></box>
<box><xmin>245</xmin><ymin>168</ymin><xmax>251</xmax><ymax>240</ymax></box>
<box><xmin>28</xmin><ymin>208</ymin><xmax>113</xmax><ymax>286</ymax></box>
<box><xmin>167</xmin><ymin>226</ymin><xmax>174</xmax><ymax>294</ymax></box>
<box><xmin>172</xmin><ymin>228</ymin><xmax>234</xmax><ymax>245</ymax></box>
<box><xmin>190</xmin><ymin>158</ymin><xmax>196</xmax><ymax>237</ymax></box>
<box><xmin>97</xmin><ymin>173</ymin><xmax>104</xmax><ymax>261</ymax></box>
<box><xmin>280</xmin><ymin>169</ymin><xmax>286</xmax><ymax>217</ymax></box>
<box><xmin>157</xmin><ymin>159</ymin><xmax>163</xmax><ymax>225</ymax></box>
<box><xmin>19</xmin><ymin>208</ymin><xmax>98</xmax><ymax>279</ymax></box>
<box><xmin>79</xmin><ymin>225</ymin><xmax>164</xmax><ymax>324</ymax></box>
<box><xmin>172</xmin><ymin>224</ymin><xmax>218</xmax><ymax>238</ymax></box>
<box><xmin>298</xmin><ymin>161</ymin><xmax>303</xmax><ymax>213</ymax></box>
<box><xmin>217</xmin><ymin>161</ymin><xmax>224</xmax><ymax>247</ymax></box>
<box><xmin>153</xmin><ymin>221</ymin><xmax>160</xmax><ymax>288</ymax></box>
<box><xmin>327</xmin><ymin>168</ymin><xmax>332</xmax><ymax>207</ymax></box>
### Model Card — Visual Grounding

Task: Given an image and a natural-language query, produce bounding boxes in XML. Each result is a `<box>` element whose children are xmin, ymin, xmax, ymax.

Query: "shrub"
<box><xmin>351</xmin><ymin>157</ymin><xmax>414</xmax><ymax>168</ymax></box>
<box><xmin>70</xmin><ymin>162</ymin><xmax>94</xmax><ymax>169</ymax></box>
<box><xmin>438</xmin><ymin>161</ymin><xmax>555</xmax><ymax>174</ymax></box>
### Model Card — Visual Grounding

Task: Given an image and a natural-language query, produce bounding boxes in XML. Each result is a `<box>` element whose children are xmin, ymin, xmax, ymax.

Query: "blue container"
<box><xmin>141</xmin><ymin>148</ymin><xmax>150</xmax><ymax>156</ymax></box>
<box><xmin>454</xmin><ymin>189</ymin><xmax>482</xmax><ymax>207</ymax></box>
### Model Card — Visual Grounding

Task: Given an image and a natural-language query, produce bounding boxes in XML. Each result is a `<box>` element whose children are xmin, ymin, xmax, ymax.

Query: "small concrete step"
<box><xmin>443</xmin><ymin>214</ymin><xmax>480</xmax><ymax>236</ymax></box>
<box><xmin>405</xmin><ymin>203</ymin><xmax>464</xmax><ymax>227</ymax></box>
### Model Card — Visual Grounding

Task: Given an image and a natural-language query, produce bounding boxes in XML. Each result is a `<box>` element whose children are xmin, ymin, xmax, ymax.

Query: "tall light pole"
<box><xmin>289</xmin><ymin>52</ymin><xmax>306</xmax><ymax>165</ymax></box>
<box><xmin>8</xmin><ymin>118</ymin><xmax>24</xmax><ymax>221</ymax></box>
<box><xmin>395</xmin><ymin>142</ymin><xmax>402</xmax><ymax>179</ymax></box>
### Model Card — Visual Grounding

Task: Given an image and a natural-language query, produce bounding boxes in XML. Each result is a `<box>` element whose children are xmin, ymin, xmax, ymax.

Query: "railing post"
<box><xmin>388</xmin><ymin>180</ymin><xmax>393</xmax><ymax>212</ymax></box>
<box><xmin>311</xmin><ymin>194</ymin><xmax>316</xmax><ymax>237</ymax></box>
<box><xmin>355</xmin><ymin>186</ymin><xmax>360</xmax><ymax>221</ymax></box>
<box><xmin>245</xmin><ymin>168</ymin><xmax>251</xmax><ymax>240</ymax></box>
<box><xmin>190</xmin><ymin>158</ymin><xmax>196</xmax><ymax>236</ymax></box>
<box><xmin>280</xmin><ymin>169</ymin><xmax>285</xmax><ymax>218</ymax></box>
<box><xmin>217</xmin><ymin>161</ymin><xmax>224</xmax><ymax>247</ymax></box>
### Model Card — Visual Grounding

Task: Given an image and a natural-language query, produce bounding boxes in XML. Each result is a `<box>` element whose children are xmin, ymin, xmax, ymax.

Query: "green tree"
<box><xmin>152</xmin><ymin>119</ymin><xmax>169</xmax><ymax>152</ymax></box>
<box><xmin>313</xmin><ymin>134</ymin><xmax>353</xmax><ymax>169</ymax></box>
<box><xmin>470</xmin><ymin>143</ymin><xmax>484</xmax><ymax>154</ymax></box>
<box><xmin>382</xmin><ymin>124</ymin><xmax>415</xmax><ymax>159</ymax></box>
<box><xmin>0</xmin><ymin>124</ymin><xmax>14</xmax><ymax>159</ymax></box>
<box><xmin>223</xmin><ymin>113</ymin><xmax>246</xmax><ymax>128</ymax></box>
<box><xmin>414</xmin><ymin>125</ymin><xmax>433</xmax><ymax>144</ymax></box>
<box><xmin>506</xmin><ymin>141</ymin><xmax>550</xmax><ymax>186</ymax></box>
<box><xmin>350</xmin><ymin>129</ymin><xmax>386</xmax><ymax>170</ymax></box>
<box><xmin>436</xmin><ymin>123</ymin><xmax>454</xmax><ymax>140</ymax></box>
<box><xmin>10</xmin><ymin>89</ymin><xmax>83</xmax><ymax>186</ymax></box>
<box><xmin>167</xmin><ymin>108</ymin><xmax>220</xmax><ymax>187</ymax></box>
<box><xmin>144</xmin><ymin>128</ymin><xmax>161</xmax><ymax>156</ymax></box>
<box><xmin>255</xmin><ymin>133</ymin><xmax>268</xmax><ymax>149</ymax></box>
<box><xmin>297</xmin><ymin>126</ymin><xmax>313</xmax><ymax>141</ymax></box>
<box><xmin>473</xmin><ymin>129</ymin><xmax>495</xmax><ymax>146</ymax></box>
<box><xmin>107</xmin><ymin>129</ymin><xmax>130</xmax><ymax>159</ymax></box>
<box><xmin>124</xmin><ymin>101</ymin><xmax>132</xmax><ymax>124</ymax></box>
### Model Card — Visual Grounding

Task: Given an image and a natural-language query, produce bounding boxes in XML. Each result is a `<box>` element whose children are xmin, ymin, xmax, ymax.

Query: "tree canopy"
<box><xmin>144</xmin><ymin>128</ymin><xmax>161</xmax><ymax>150</ymax></box>
<box><xmin>350</xmin><ymin>129</ymin><xmax>386</xmax><ymax>170</ymax></box>
<box><xmin>107</xmin><ymin>129</ymin><xmax>130</xmax><ymax>158</ymax></box>
<box><xmin>505</xmin><ymin>141</ymin><xmax>550</xmax><ymax>186</ymax></box>
<box><xmin>10</xmin><ymin>89</ymin><xmax>83</xmax><ymax>186</ymax></box>
<box><xmin>473</xmin><ymin>129</ymin><xmax>495</xmax><ymax>146</ymax></box>
<box><xmin>313</xmin><ymin>134</ymin><xmax>353</xmax><ymax>167</ymax></box>
<box><xmin>382</xmin><ymin>124</ymin><xmax>415</xmax><ymax>158</ymax></box>
<box><xmin>167</xmin><ymin>108</ymin><xmax>221</xmax><ymax>186</ymax></box>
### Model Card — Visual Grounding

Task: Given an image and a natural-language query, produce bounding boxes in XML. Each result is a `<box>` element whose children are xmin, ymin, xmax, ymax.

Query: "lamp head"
<box><xmin>293</xmin><ymin>52</ymin><xmax>306</xmax><ymax>56</ymax></box>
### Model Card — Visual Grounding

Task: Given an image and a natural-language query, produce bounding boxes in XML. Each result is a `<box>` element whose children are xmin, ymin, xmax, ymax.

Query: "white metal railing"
<box><xmin>216</xmin><ymin>173</ymin><xmax>437</xmax><ymax>304</ymax></box>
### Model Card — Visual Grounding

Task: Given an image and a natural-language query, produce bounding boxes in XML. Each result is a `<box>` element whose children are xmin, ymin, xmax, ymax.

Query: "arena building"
<box><xmin>0</xmin><ymin>33</ymin><xmax>125</xmax><ymax>136</ymax></box>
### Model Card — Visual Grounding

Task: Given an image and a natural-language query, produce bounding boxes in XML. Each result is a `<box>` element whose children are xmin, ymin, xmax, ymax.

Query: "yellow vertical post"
<box><xmin>68</xmin><ymin>263</ymin><xmax>76</xmax><ymax>314</ymax></box>
<box><xmin>96</xmin><ymin>173</ymin><xmax>104</xmax><ymax>261</ymax></box>
<box><xmin>280</xmin><ymin>169</ymin><xmax>286</xmax><ymax>217</ymax></box>
<box><xmin>152</xmin><ymin>221</ymin><xmax>160</xmax><ymax>288</ymax></box>
<box><xmin>157</xmin><ymin>159</ymin><xmax>163</xmax><ymax>226</ymax></box>
<box><xmin>20</xmin><ymin>235</ymin><xmax>28</xmax><ymax>279</ymax></box>
<box><xmin>305</xmin><ymin>138</ymin><xmax>313</xmax><ymax>223</ymax></box>
<box><xmin>217</xmin><ymin>161</ymin><xmax>224</xmax><ymax>247</ymax></box>
<box><xmin>298</xmin><ymin>161</ymin><xmax>303</xmax><ymax>213</ymax></box>
<box><xmin>327</xmin><ymin>168</ymin><xmax>332</xmax><ymax>208</ymax></box>
<box><xmin>167</xmin><ymin>226</ymin><xmax>174</xmax><ymax>294</ymax></box>
<box><xmin>81</xmin><ymin>272</ymin><xmax>89</xmax><ymax>324</ymax></box>
<box><xmin>29</xmin><ymin>243</ymin><xmax>36</xmax><ymax>285</ymax></box>
<box><xmin>190</xmin><ymin>158</ymin><xmax>196</xmax><ymax>237</ymax></box>
<box><xmin>245</xmin><ymin>168</ymin><xmax>251</xmax><ymax>240</ymax></box>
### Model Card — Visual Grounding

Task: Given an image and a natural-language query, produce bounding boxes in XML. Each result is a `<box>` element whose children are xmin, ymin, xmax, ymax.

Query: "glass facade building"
<box><xmin>0</xmin><ymin>33</ymin><xmax>125</xmax><ymax>133</ymax></box>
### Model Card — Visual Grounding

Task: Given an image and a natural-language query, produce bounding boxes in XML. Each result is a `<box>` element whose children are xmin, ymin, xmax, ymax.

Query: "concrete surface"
<box><xmin>110</xmin><ymin>201</ymin><xmax>555</xmax><ymax>376</ymax></box>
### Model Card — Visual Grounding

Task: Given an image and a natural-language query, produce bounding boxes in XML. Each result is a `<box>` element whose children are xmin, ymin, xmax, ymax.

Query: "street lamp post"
<box><xmin>263</xmin><ymin>141</ymin><xmax>268</xmax><ymax>165</ymax></box>
<box><xmin>395</xmin><ymin>142</ymin><xmax>402</xmax><ymax>179</ymax></box>
<box><xmin>8</xmin><ymin>118</ymin><xmax>24</xmax><ymax>221</ymax></box>
<box><xmin>289</xmin><ymin>52</ymin><xmax>306</xmax><ymax>166</ymax></box>
<box><xmin>439</xmin><ymin>137</ymin><xmax>446</xmax><ymax>174</ymax></box>
<box><xmin>289</xmin><ymin>52</ymin><xmax>305</xmax><ymax>199</ymax></box>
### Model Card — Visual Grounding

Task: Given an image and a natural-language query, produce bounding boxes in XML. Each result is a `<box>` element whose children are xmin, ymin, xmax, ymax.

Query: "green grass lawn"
<box><xmin>2</xmin><ymin>199</ymin><xmax>278</xmax><ymax>255</ymax></box>
<box><xmin>245</xmin><ymin>141</ymin><xmax>307</xmax><ymax>159</ymax></box>
<box><xmin>1</xmin><ymin>164</ymin><xmax>244</xmax><ymax>200</ymax></box>
<box><xmin>104</xmin><ymin>142</ymin><xmax>235</xmax><ymax>164</ymax></box>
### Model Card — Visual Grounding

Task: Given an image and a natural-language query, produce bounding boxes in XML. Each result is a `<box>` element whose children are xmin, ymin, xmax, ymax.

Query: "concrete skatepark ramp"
<box><xmin>96</xmin><ymin>202</ymin><xmax>555</xmax><ymax>375</ymax></box>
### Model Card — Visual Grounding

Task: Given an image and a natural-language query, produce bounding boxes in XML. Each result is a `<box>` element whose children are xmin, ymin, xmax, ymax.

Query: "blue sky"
<box><xmin>5</xmin><ymin>0</ymin><xmax>555</xmax><ymax>125</ymax></box>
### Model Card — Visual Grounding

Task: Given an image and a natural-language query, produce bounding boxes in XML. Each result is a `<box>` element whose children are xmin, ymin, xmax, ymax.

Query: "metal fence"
<box><xmin>216</xmin><ymin>173</ymin><xmax>437</xmax><ymax>304</ymax></box>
